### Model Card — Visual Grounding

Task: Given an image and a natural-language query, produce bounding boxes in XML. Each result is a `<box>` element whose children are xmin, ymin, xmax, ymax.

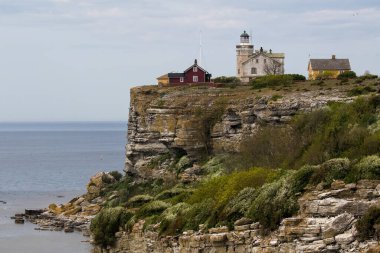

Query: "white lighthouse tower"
<box><xmin>236</xmin><ymin>31</ymin><xmax>254</xmax><ymax>80</ymax></box>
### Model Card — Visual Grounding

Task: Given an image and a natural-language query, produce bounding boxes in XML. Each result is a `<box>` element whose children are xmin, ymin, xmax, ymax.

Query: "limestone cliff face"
<box><xmin>125</xmin><ymin>85</ymin><xmax>351</xmax><ymax>178</ymax></box>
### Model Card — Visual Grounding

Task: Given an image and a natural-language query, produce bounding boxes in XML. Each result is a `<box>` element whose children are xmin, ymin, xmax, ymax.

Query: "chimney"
<box><xmin>332</xmin><ymin>55</ymin><xmax>336</xmax><ymax>60</ymax></box>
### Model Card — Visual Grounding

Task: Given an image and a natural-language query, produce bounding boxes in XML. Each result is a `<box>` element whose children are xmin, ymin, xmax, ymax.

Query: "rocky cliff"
<box><xmin>125</xmin><ymin>84</ymin><xmax>352</xmax><ymax>179</ymax></box>
<box><xmin>92</xmin><ymin>179</ymin><xmax>380</xmax><ymax>253</ymax></box>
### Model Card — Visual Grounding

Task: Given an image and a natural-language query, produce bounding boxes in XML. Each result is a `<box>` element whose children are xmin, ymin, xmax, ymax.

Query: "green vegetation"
<box><xmin>250</xmin><ymin>74</ymin><xmax>306</xmax><ymax>89</ymax></box>
<box><xmin>286</xmin><ymin>74</ymin><xmax>306</xmax><ymax>81</ymax></box>
<box><xmin>213</xmin><ymin>76</ymin><xmax>241</xmax><ymax>88</ymax></box>
<box><xmin>90</xmin><ymin>207</ymin><xmax>133</xmax><ymax>247</ymax></box>
<box><xmin>356</xmin><ymin>206</ymin><xmax>380</xmax><ymax>241</ymax></box>
<box><xmin>237</xmin><ymin>95</ymin><xmax>380</xmax><ymax>169</ymax></box>
<box><xmin>109</xmin><ymin>171</ymin><xmax>123</xmax><ymax>181</ymax></box>
<box><xmin>337</xmin><ymin>71</ymin><xmax>357</xmax><ymax>80</ymax></box>
<box><xmin>91</xmin><ymin>95</ymin><xmax>380</xmax><ymax>246</ymax></box>
<box><xmin>316</xmin><ymin>70</ymin><xmax>336</xmax><ymax>80</ymax></box>
<box><xmin>348</xmin><ymin>86</ymin><xmax>376</xmax><ymax>96</ymax></box>
<box><xmin>250</xmin><ymin>75</ymin><xmax>293</xmax><ymax>89</ymax></box>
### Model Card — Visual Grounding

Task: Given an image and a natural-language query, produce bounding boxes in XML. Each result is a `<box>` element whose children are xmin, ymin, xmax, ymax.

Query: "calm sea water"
<box><xmin>0</xmin><ymin>122</ymin><xmax>126</xmax><ymax>253</ymax></box>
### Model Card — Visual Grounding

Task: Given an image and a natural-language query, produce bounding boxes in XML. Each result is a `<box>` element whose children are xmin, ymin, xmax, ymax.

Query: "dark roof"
<box><xmin>183</xmin><ymin>60</ymin><xmax>209</xmax><ymax>74</ymax></box>
<box><xmin>168</xmin><ymin>73</ymin><xmax>184</xmax><ymax>78</ymax></box>
<box><xmin>309</xmin><ymin>59</ymin><xmax>351</xmax><ymax>71</ymax></box>
<box><xmin>240</xmin><ymin>30</ymin><xmax>249</xmax><ymax>37</ymax></box>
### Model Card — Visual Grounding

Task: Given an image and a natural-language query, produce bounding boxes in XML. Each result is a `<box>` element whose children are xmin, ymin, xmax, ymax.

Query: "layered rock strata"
<box><xmin>125</xmin><ymin>85</ymin><xmax>352</xmax><ymax>178</ymax></box>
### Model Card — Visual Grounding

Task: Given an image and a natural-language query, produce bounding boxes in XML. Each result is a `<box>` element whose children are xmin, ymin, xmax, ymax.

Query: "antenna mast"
<box><xmin>199</xmin><ymin>30</ymin><xmax>203</xmax><ymax>67</ymax></box>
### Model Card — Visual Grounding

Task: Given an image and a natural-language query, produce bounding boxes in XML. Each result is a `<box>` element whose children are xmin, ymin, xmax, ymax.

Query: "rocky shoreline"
<box><xmin>11</xmin><ymin>172</ymin><xmax>118</xmax><ymax>243</ymax></box>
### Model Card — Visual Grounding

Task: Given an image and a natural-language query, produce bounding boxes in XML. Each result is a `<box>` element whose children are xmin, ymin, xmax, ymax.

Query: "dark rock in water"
<box><xmin>25</xmin><ymin>209</ymin><xmax>44</xmax><ymax>216</ymax></box>
<box><xmin>0</xmin><ymin>200</ymin><xmax>6</xmax><ymax>204</ymax></box>
<box><xmin>56</xmin><ymin>195</ymin><xmax>64</xmax><ymax>198</ymax></box>
<box><xmin>15</xmin><ymin>218</ymin><xmax>25</xmax><ymax>224</ymax></box>
<box><xmin>64</xmin><ymin>226</ymin><xmax>74</xmax><ymax>233</ymax></box>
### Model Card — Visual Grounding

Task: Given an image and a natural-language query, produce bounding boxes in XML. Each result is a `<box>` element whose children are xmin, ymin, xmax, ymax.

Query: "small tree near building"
<box><xmin>264</xmin><ymin>59</ymin><xmax>283</xmax><ymax>75</ymax></box>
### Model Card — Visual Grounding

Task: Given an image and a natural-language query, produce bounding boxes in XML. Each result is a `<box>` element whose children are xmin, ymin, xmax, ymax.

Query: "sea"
<box><xmin>0</xmin><ymin>122</ymin><xmax>126</xmax><ymax>253</ymax></box>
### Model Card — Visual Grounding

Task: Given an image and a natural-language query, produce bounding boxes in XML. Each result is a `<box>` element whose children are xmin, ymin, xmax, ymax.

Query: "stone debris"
<box><xmin>13</xmin><ymin>172</ymin><xmax>117</xmax><ymax>238</ymax></box>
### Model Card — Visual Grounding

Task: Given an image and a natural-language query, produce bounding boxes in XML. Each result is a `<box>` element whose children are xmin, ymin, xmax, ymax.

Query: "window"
<box><xmin>180</xmin><ymin>77</ymin><xmax>184</xmax><ymax>82</ymax></box>
<box><xmin>193</xmin><ymin>67</ymin><xmax>198</xmax><ymax>72</ymax></box>
<box><xmin>238</xmin><ymin>69</ymin><xmax>240</xmax><ymax>74</ymax></box>
<box><xmin>193</xmin><ymin>76</ymin><xmax>198</xmax><ymax>82</ymax></box>
<box><xmin>251</xmin><ymin>68</ymin><xmax>257</xmax><ymax>74</ymax></box>
<box><xmin>256</xmin><ymin>59</ymin><xmax>259</xmax><ymax>63</ymax></box>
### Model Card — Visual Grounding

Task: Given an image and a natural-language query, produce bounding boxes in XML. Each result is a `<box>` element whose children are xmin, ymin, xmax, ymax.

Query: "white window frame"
<box><xmin>193</xmin><ymin>67</ymin><xmax>198</xmax><ymax>72</ymax></box>
<box><xmin>193</xmin><ymin>76</ymin><xmax>198</xmax><ymax>82</ymax></box>
<box><xmin>180</xmin><ymin>77</ymin><xmax>184</xmax><ymax>82</ymax></box>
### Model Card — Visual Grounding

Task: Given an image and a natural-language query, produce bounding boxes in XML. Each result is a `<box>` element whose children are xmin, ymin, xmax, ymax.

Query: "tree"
<box><xmin>264</xmin><ymin>59</ymin><xmax>283</xmax><ymax>75</ymax></box>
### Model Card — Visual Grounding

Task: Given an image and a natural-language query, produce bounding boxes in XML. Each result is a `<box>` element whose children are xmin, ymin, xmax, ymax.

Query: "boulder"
<box><xmin>234</xmin><ymin>217</ymin><xmax>253</xmax><ymax>226</ymax></box>
<box><xmin>322</xmin><ymin>213</ymin><xmax>354</xmax><ymax>239</ymax></box>
<box><xmin>86</xmin><ymin>172</ymin><xmax>116</xmax><ymax>200</ymax></box>
<box><xmin>335</xmin><ymin>232</ymin><xmax>354</xmax><ymax>245</ymax></box>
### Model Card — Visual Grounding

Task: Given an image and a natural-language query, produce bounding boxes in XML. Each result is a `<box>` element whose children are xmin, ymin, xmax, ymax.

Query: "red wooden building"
<box><xmin>157</xmin><ymin>59</ymin><xmax>212</xmax><ymax>86</ymax></box>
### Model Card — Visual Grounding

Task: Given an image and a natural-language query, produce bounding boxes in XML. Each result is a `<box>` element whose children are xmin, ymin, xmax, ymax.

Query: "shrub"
<box><xmin>155</xmin><ymin>187</ymin><xmax>189</xmax><ymax>200</ymax></box>
<box><xmin>270</xmin><ymin>95</ymin><xmax>283</xmax><ymax>101</ymax></box>
<box><xmin>213</xmin><ymin>76</ymin><xmax>241</xmax><ymax>84</ymax></box>
<box><xmin>188</xmin><ymin>167</ymin><xmax>280</xmax><ymax>208</ymax></box>
<box><xmin>137</xmin><ymin>200</ymin><xmax>171</xmax><ymax>217</ymax></box>
<box><xmin>90</xmin><ymin>207</ymin><xmax>133</xmax><ymax>247</ymax></box>
<box><xmin>158</xmin><ymin>202</ymin><xmax>190</xmax><ymax>234</ymax></box>
<box><xmin>250</xmin><ymin>75</ymin><xmax>293</xmax><ymax>89</ymax></box>
<box><xmin>337</xmin><ymin>71</ymin><xmax>357</xmax><ymax>79</ymax></box>
<box><xmin>356</xmin><ymin>206</ymin><xmax>380</xmax><ymax>241</ymax></box>
<box><xmin>310</xmin><ymin>158</ymin><xmax>351</xmax><ymax>187</ymax></box>
<box><xmin>353</xmin><ymin>155</ymin><xmax>380</xmax><ymax>181</ymax></box>
<box><xmin>175</xmin><ymin>156</ymin><xmax>191</xmax><ymax>174</ymax></box>
<box><xmin>348</xmin><ymin>86</ymin><xmax>376</xmax><ymax>96</ymax></box>
<box><xmin>221</xmin><ymin>187</ymin><xmax>257</xmax><ymax>221</ymax></box>
<box><xmin>109</xmin><ymin>171</ymin><xmax>123</xmax><ymax>181</ymax></box>
<box><xmin>247</xmin><ymin>168</ymin><xmax>313</xmax><ymax>232</ymax></box>
<box><xmin>286</xmin><ymin>74</ymin><xmax>306</xmax><ymax>81</ymax></box>
<box><xmin>183</xmin><ymin>199</ymin><xmax>216</xmax><ymax>230</ymax></box>
<box><xmin>127</xmin><ymin>194</ymin><xmax>154</xmax><ymax>207</ymax></box>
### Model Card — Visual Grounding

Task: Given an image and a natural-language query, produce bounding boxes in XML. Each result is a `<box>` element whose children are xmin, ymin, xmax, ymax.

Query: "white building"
<box><xmin>236</xmin><ymin>31</ymin><xmax>285</xmax><ymax>82</ymax></box>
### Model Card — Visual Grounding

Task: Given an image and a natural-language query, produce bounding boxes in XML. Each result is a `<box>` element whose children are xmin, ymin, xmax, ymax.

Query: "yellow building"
<box><xmin>308</xmin><ymin>55</ymin><xmax>351</xmax><ymax>80</ymax></box>
<box><xmin>157</xmin><ymin>74</ymin><xmax>169</xmax><ymax>87</ymax></box>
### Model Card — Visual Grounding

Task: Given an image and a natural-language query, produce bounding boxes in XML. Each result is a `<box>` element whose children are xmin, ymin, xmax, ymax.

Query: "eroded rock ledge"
<box><xmin>125</xmin><ymin>85</ymin><xmax>352</xmax><ymax>179</ymax></box>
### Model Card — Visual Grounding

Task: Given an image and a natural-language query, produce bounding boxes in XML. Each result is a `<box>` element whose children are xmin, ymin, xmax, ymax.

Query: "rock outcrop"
<box><xmin>24</xmin><ymin>172</ymin><xmax>118</xmax><ymax>235</ymax></box>
<box><xmin>92</xmin><ymin>180</ymin><xmax>380</xmax><ymax>253</ymax></box>
<box><xmin>125</xmin><ymin>85</ymin><xmax>352</xmax><ymax>179</ymax></box>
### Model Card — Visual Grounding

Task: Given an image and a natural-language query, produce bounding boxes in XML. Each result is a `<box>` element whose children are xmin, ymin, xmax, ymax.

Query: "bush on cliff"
<box><xmin>247</xmin><ymin>166</ymin><xmax>314</xmax><ymax>232</ymax></box>
<box><xmin>337</xmin><ymin>71</ymin><xmax>357</xmax><ymax>80</ymax></box>
<box><xmin>90</xmin><ymin>207</ymin><xmax>133</xmax><ymax>247</ymax></box>
<box><xmin>250</xmin><ymin>75</ymin><xmax>293</xmax><ymax>89</ymax></box>
<box><xmin>356</xmin><ymin>206</ymin><xmax>380</xmax><ymax>241</ymax></box>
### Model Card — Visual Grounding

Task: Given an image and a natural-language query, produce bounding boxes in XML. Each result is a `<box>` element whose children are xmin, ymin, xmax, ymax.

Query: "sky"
<box><xmin>0</xmin><ymin>0</ymin><xmax>379</xmax><ymax>122</ymax></box>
